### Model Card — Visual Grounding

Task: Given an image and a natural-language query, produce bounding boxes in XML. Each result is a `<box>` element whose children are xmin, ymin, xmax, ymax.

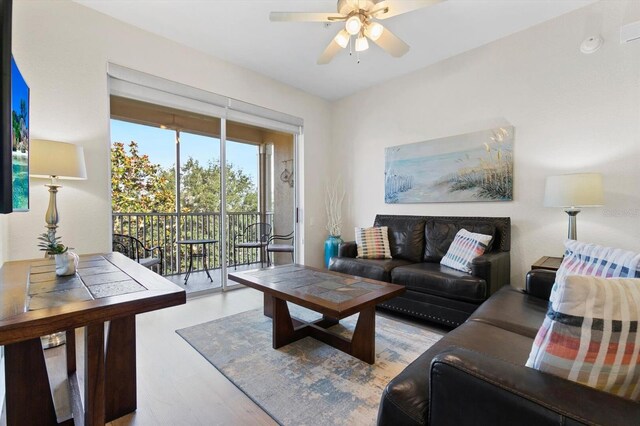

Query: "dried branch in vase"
<box><xmin>325</xmin><ymin>176</ymin><xmax>345</xmax><ymax>237</ymax></box>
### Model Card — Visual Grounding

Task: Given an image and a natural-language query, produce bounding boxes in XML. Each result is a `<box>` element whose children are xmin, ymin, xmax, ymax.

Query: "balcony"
<box><xmin>113</xmin><ymin>211</ymin><xmax>275</xmax><ymax>293</ymax></box>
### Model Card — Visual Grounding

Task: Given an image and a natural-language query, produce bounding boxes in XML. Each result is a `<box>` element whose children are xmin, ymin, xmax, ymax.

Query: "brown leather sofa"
<box><xmin>377</xmin><ymin>269</ymin><xmax>640</xmax><ymax>426</ymax></box>
<box><xmin>328</xmin><ymin>215</ymin><xmax>511</xmax><ymax>327</ymax></box>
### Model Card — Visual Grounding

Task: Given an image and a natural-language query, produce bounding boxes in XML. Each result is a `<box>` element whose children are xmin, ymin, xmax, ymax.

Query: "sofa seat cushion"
<box><xmin>391</xmin><ymin>263</ymin><xmax>487</xmax><ymax>303</ymax></box>
<box><xmin>328</xmin><ymin>257</ymin><xmax>412</xmax><ymax>282</ymax></box>
<box><xmin>468</xmin><ymin>286</ymin><xmax>548</xmax><ymax>338</ymax></box>
<box><xmin>378</xmin><ymin>321</ymin><xmax>534</xmax><ymax>426</ymax></box>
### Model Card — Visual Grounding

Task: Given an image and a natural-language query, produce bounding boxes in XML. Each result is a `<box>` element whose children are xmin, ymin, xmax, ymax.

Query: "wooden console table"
<box><xmin>0</xmin><ymin>252</ymin><xmax>186</xmax><ymax>426</ymax></box>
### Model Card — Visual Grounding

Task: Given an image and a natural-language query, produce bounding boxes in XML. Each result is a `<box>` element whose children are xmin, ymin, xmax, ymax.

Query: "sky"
<box><xmin>11</xmin><ymin>57</ymin><xmax>29</xmax><ymax>128</ymax></box>
<box><xmin>110</xmin><ymin>119</ymin><xmax>259</xmax><ymax>182</ymax></box>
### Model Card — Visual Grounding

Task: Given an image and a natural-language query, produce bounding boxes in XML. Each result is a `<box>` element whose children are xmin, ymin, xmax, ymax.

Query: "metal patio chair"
<box><xmin>266</xmin><ymin>231</ymin><xmax>294</xmax><ymax>266</ymax></box>
<box><xmin>112</xmin><ymin>233</ymin><xmax>164</xmax><ymax>275</ymax></box>
<box><xmin>233</xmin><ymin>222</ymin><xmax>272</xmax><ymax>269</ymax></box>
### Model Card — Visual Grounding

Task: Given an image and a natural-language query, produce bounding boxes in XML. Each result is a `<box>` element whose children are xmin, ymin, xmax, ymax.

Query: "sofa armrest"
<box><xmin>430</xmin><ymin>348</ymin><xmax>640</xmax><ymax>426</ymax></box>
<box><xmin>470</xmin><ymin>251</ymin><xmax>510</xmax><ymax>297</ymax></box>
<box><xmin>338</xmin><ymin>241</ymin><xmax>357</xmax><ymax>258</ymax></box>
<box><xmin>525</xmin><ymin>269</ymin><xmax>556</xmax><ymax>301</ymax></box>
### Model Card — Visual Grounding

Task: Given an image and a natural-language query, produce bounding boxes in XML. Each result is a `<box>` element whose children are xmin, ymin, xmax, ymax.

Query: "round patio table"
<box><xmin>176</xmin><ymin>239</ymin><xmax>218</xmax><ymax>284</ymax></box>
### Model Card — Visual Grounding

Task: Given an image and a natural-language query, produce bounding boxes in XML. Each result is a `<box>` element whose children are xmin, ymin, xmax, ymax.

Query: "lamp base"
<box><xmin>565</xmin><ymin>209</ymin><xmax>580</xmax><ymax>240</ymax></box>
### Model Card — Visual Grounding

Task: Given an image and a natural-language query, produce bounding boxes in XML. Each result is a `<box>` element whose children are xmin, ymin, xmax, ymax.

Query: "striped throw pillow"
<box><xmin>526</xmin><ymin>275</ymin><xmax>640</xmax><ymax>400</ymax></box>
<box><xmin>440</xmin><ymin>228</ymin><xmax>492</xmax><ymax>273</ymax></box>
<box><xmin>355</xmin><ymin>226</ymin><xmax>391</xmax><ymax>259</ymax></box>
<box><xmin>550</xmin><ymin>240</ymin><xmax>640</xmax><ymax>305</ymax></box>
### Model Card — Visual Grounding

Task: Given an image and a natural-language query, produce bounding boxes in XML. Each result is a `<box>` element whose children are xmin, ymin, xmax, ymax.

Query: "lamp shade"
<box><xmin>544</xmin><ymin>173</ymin><xmax>603</xmax><ymax>208</ymax></box>
<box><xmin>30</xmin><ymin>140</ymin><xmax>87</xmax><ymax>180</ymax></box>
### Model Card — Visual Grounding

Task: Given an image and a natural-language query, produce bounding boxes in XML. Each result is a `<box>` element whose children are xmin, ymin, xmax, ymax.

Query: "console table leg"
<box><xmin>85</xmin><ymin>323</ymin><xmax>106</xmax><ymax>426</ymax></box>
<box><xmin>351</xmin><ymin>306</ymin><xmax>376</xmax><ymax>364</ymax></box>
<box><xmin>105</xmin><ymin>316</ymin><xmax>137</xmax><ymax>422</ymax></box>
<box><xmin>66</xmin><ymin>329</ymin><xmax>76</xmax><ymax>374</ymax></box>
<box><xmin>5</xmin><ymin>338</ymin><xmax>57</xmax><ymax>426</ymax></box>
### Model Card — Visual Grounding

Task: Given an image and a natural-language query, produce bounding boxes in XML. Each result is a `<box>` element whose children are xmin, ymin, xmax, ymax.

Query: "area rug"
<box><xmin>176</xmin><ymin>306</ymin><xmax>442</xmax><ymax>425</ymax></box>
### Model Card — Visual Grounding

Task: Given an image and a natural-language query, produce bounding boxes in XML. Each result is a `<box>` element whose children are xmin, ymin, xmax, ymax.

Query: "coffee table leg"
<box><xmin>263</xmin><ymin>293</ymin><xmax>274</xmax><ymax>318</ymax></box>
<box><xmin>271</xmin><ymin>296</ymin><xmax>308</xmax><ymax>348</ymax></box>
<box><xmin>351</xmin><ymin>306</ymin><xmax>376</xmax><ymax>364</ymax></box>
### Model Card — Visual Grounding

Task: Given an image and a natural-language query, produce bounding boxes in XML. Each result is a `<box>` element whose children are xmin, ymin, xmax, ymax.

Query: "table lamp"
<box><xmin>30</xmin><ymin>140</ymin><xmax>87</xmax><ymax>349</ymax></box>
<box><xmin>30</xmin><ymin>139</ymin><xmax>87</xmax><ymax>241</ymax></box>
<box><xmin>544</xmin><ymin>173</ymin><xmax>603</xmax><ymax>240</ymax></box>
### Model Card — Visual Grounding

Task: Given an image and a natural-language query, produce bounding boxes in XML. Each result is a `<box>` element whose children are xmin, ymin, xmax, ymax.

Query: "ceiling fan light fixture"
<box><xmin>355</xmin><ymin>35</ymin><xmax>369</xmax><ymax>52</ymax></box>
<box><xmin>334</xmin><ymin>30</ymin><xmax>350</xmax><ymax>48</ymax></box>
<box><xmin>367</xmin><ymin>21</ymin><xmax>384</xmax><ymax>41</ymax></box>
<box><xmin>345</xmin><ymin>15</ymin><xmax>362</xmax><ymax>35</ymax></box>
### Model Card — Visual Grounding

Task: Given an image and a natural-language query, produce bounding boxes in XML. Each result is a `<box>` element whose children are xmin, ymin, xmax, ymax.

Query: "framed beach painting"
<box><xmin>385</xmin><ymin>126</ymin><xmax>514</xmax><ymax>204</ymax></box>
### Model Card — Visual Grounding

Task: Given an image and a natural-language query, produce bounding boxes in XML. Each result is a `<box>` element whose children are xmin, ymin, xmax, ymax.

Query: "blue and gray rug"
<box><xmin>176</xmin><ymin>306</ymin><xmax>442</xmax><ymax>425</ymax></box>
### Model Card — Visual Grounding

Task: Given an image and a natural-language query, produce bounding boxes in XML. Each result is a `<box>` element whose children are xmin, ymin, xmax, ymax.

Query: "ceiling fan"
<box><xmin>270</xmin><ymin>0</ymin><xmax>442</xmax><ymax>64</ymax></box>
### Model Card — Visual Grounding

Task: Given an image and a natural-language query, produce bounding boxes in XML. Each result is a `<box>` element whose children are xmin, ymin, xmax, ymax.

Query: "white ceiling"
<box><xmin>74</xmin><ymin>0</ymin><xmax>596</xmax><ymax>101</ymax></box>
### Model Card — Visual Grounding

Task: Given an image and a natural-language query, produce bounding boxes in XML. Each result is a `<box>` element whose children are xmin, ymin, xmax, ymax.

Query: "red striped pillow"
<box><xmin>355</xmin><ymin>226</ymin><xmax>392</xmax><ymax>259</ymax></box>
<box><xmin>526</xmin><ymin>275</ymin><xmax>640</xmax><ymax>400</ymax></box>
<box><xmin>440</xmin><ymin>228</ymin><xmax>492</xmax><ymax>273</ymax></box>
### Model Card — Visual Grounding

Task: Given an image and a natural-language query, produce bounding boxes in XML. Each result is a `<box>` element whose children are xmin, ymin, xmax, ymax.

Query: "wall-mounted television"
<box><xmin>1</xmin><ymin>0</ymin><xmax>29</xmax><ymax>214</ymax></box>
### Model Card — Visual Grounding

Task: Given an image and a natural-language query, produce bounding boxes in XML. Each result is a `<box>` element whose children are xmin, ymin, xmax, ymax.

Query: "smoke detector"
<box><xmin>580</xmin><ymin>35</ymin><xmax>604</xmax><ymax>54</ymax></box>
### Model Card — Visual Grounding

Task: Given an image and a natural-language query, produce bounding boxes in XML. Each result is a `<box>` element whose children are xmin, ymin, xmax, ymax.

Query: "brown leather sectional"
<box><xmin>377</xmin><ymin>269</ymin><xmax>640</xmax><ymax>426</ymax></box>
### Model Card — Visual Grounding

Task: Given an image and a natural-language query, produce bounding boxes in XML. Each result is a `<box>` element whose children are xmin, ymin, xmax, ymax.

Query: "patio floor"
<box><xmin>165</xmin><ymin>261</ymin><xmax>292</xmax><ymax>296</ymax></box>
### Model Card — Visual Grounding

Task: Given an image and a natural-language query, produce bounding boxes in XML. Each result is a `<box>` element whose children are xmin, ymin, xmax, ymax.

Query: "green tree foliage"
<box><xmin>111</xmin><ymin>141</ymin><xmax>176</xmax><ymax>213</ymax></box>
<box><xmin>180</xmin><ymin>158</ymin><xmax>258</xmax><ymax>213</ymax></box>
<box><xmin>12</xmin><ymin>99</ymin><xmax>28</xmax><ymax>153</ymax></box>
<box><xmin>111</xmin><ymin>141</ymin><xmax>258</xmax><ymax>213</ymax></box>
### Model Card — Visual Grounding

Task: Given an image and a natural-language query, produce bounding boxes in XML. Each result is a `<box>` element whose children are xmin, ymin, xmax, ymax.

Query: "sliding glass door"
<box><xmin>225</xmin><ymin>120</ymin><xmax>296</xmax><ymax>288</ymax></box>
<box><xmin>110</xmin><ymin>97</ymin><xmax>298</xmax><ymax>292</ymax></box>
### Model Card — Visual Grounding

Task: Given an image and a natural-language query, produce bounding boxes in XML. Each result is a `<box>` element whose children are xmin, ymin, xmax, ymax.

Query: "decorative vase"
<box><xmin>324</xmin><ymin>235</ymin><xmax>343</xmax><ymax>268</ymax></box>
<box><xmin>55</xmin><ymin>251</ymin><xmax>79</xmax><ymax>276</ymax></box>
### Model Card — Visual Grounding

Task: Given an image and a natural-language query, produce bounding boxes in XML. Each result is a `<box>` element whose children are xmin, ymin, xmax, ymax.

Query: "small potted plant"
<box><xmin>38</xmin><ymin>233</ymin><xmax>78</xmax><ymax>276</ymax></box>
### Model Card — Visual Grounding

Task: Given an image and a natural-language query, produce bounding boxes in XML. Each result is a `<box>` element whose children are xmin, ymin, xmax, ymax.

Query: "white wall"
<box><xmin>6</xmin><ymin>0</ymin><xmax>332</xmax><ymax>267</ymax></box>
<box><xmin>332</xmin><ymin>1</ymin><xmax>640</xmax><ymax>288</ymax></box>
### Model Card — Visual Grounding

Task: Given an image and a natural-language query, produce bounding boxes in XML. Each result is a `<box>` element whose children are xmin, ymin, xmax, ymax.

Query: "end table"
<box><xmin>531</xmin><ymin>256</ymin><xmax>562</xmax><ymax>272</ymax></box>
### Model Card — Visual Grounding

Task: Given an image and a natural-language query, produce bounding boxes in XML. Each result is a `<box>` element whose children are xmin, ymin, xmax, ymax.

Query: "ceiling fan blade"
<box><xmin>372</xmin><ymin>0</ymin><xmax>442</xmax><ymax>20</ymax></box>
<box><xmin>367</xmin><ymin>25</ymin><xmax>410</xmax><ymax>57</ymax></box>
<box><xmin>317</xmin><ymin>38</ymin><xmax>343</xmax><ymax>65</ymax></box>
<box><xmin>269</xmin><ymin>12</ymin><xmax>346</xmax><ymax>22</ymax></box>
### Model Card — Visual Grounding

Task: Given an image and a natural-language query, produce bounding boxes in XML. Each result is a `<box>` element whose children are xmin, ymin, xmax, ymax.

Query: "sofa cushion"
<box><xmin>355</xmin><ymin>226</ymin><xmax>391</xmax><ymax>259</ymax></box>
<box><xmin>468</xmin><ymin>286</ymin><xmax>548</xmax><ymax>338</ymax></box>
<box><xmin>328</xmin><ymin>257</ymin><xmax>412</xmax><ymax>282</ymax></box>
<box><xmin>527</xmin><ymin>275</ymin><xmax>640</xmax><ymax>401</ymax></box>
<box><xmin>378</xmin><ymin>321</ymin><xmax>534</xmax><ymax>426</ymax></box>
<box><xmin>373</xmin><ymin>215</ymin><xmax>426</xmax><ymax>263</ymax></box>
<box><xmin>424</xmin><ymin>219</ymin><xmax>496</xmax><ymax>262</ymax></box>
<box><xmin>391</xmin><ymin>263</ymin><xmax>487</xmax><ymax>303</ymax></box>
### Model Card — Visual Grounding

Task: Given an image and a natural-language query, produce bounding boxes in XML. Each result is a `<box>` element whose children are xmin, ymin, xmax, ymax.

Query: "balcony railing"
<box><xmin>112</xmin><ymin>212</ymin><xmax>273</xmax><ymax>276</ymax></box>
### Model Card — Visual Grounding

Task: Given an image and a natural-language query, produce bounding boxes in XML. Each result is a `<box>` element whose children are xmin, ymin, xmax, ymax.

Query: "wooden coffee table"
<box><xmin>228</xmin><ymin>264</ymin><xmax>405</xmax><ymax>364</ymax></box>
